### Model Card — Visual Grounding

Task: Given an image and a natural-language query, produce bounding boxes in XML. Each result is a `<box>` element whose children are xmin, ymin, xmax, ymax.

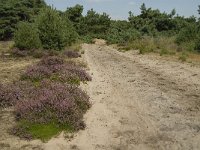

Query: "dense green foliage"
<box><xmin>13</xmin><ymin>7</ymin><xmax>78</xmax><ymax>51</ymax></box>
<box><xmin>66</xmin><ymin>6</ymin><xmax>111</xmax><ymax>39</ymax></box>
<box><xmin>175</xmin><ymin>20</ymin><xmax>200</xmax><ymax>52</ymax></box>
<box><xmin>108</xmin><ymin>3</ymin><xmax>200</xmax><ymax>53</ymax></box>
<box><xmin>36</xmin><ymin>7</ymin><xmax>77</xmax><ymax>50</ymax></box>
<box><xmin>14</xmin><ymin>22</ymin><xmax>41</xmax><ymax>50</ymax></box>
<box><xmin>176</xmin><ymin>24</ymin><xmax>198</xmax><ymax>44</ymax></box>
<box><xmin>106</xmin><ymin>20</ymin><xmax>141</xmax><ymax>44</ymax></box>
<box><xmin>1</xmin><ymin>1</ymin><xmax>200</xmax><ymax>53</ymax></box>
<box><xmin>83</xmin><ymin>9</ymin><xmax>111</xmax><ymax>36</ymax></box>
<box><xmin>65</xmin><ymin>4</ymin><xmax>83</xmax><ymax>33</ymax></box>
<box><xmin>0</xmin><ymin>0</ymin><xmax>46</xmax><ymax>40</ymax></box>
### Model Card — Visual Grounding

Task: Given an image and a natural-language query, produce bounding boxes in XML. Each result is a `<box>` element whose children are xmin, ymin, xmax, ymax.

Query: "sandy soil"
<box><xmin>1</xmin><ymin>41</ymin><xmax>200</xmax><ymax>149</ymax></box>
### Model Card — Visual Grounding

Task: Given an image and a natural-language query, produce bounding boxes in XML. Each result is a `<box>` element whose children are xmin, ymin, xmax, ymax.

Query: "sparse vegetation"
<box><xmin>179</xmin><ymin>52</ymin><xmax>188</xmax><ymax>62</ymax></box>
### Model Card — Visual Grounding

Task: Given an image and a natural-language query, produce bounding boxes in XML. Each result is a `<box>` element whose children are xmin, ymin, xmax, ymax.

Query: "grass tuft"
<box><xmin>179</xmin><ymin>52</ymin><xmax>188</xmax><ymax>62</ymax></box>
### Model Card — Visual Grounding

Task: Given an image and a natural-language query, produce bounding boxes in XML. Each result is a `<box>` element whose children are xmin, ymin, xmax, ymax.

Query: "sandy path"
<box><xmin>1</xmin><ymin>42</ymin><xmax>200</xmax><ymax>150</ymax></box>
<box><xmin>44</xmin><ymin>42</ymin><xmax>200</xmax><ymax>150</ymax></box>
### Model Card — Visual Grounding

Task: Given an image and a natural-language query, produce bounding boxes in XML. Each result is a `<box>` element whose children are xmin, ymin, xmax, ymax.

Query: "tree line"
<box><xmin>0</xmin><ymin>0</ymin><xmax>200</xmax><ymax>52</ymax></box>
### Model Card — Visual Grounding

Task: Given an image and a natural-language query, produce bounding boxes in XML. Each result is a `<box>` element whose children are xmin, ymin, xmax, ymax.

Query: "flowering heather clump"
<box><xmin>60</xmin><ymin>66</ymin><xmax>92</xmax><ymax>83</ymax></box>
<box><xmin>64</xmin><ymin>50</ymin><xmax>81</xmax><ymax>58</ymax></box>
<box><xmin>71</xmin><ymin>87</ymin><xmax>90</xmax><ymax>113</ymax></box>
<box><xmin>39</xmin><ymin>56</ymin><xmax>65</xmax><ymax>66</ymax></box>
<box><xmin>14</xmin><ymin>80</ymin><xmax>90</xmax><ymax>130</ymax></box>
<box><xmin>0</xmin><ymin>81</ymin><xmax>34</xmax><ymax>108</ymax></box>
<box><xmin>21</xmin><ymin>56</ymin><xmax>65</xmax><ymax>81</ymax></box>
<box><xmin>0</xmin><ymin>83</ymin><xmax>13</xmax><ymax>107</ymax></box>
<box><xmin>21</xmin><ymin>56</ymin><xmax>92</xmax><ymax>84</ymax></box>
<box><xmin>64</xmin><ymin>66</ymin><xmax>92</xmax><ymax>81</ymax></box>
<box><xmin>2</xmin><ymin>55</ymin><xmax>92</xmax><ymax>140</ymax></box>
<box><xmin>21</xmin><ymin>65</ymin><xmax>53</xmax><ymax>81</ymax></box>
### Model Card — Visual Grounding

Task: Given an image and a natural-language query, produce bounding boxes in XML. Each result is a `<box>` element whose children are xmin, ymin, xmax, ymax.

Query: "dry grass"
<box><xmin>117</xmin><ymin>36</ymin><xmax>200</xmax><ymax>65</ymax></box>
<box><xmin>121</xmin><ymin>36</ymin><xmax>179</xmax><ymax>54</ymax></box>
<box><xmin>0</xmin><ymin>59</ymin><xmax>38</xmax><ymax>83</ymax></box>
<box><xmin>0</xmin><ymin>41</ymin><xmax>88</xmax><ymax>84</ymax></box>
<box><xmin>0</xmin><ymin>41</ymin><xmax>14</xmax><ymax>53</ymax></box>
<box><xmin>187</xmin><ymin>53</ymin><xmax>200</xmax><ymax>65</ymax></box>
<box><xmin>67</xmin><ymin>40</ymin><xmax>82</xmax><ymax>52</ymax></box>
<box><xmin>0</xmin><ymin>41</ymin><xmax>38</xmax><ymax>83</ymax></box>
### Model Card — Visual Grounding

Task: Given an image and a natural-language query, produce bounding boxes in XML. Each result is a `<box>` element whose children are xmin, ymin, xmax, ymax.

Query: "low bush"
<box><xmin>8</xmin><ymin>80</ymin><xmax>90</xmax><ymax>140</ymax></box>
<box><xmin>176</xmin><ymin>24</ymin><xmax>200</xmax><ymax>53</ymax></box>
<box><xmin>179</xmin><ymin>41</ymin><xmax>196</xmax><ymax>52</ymax></box>
<box><xmin>0</xmin><ymin>54</ymin><xmax>91</xmax><ymax>141</ymax></box>
<box><xmin>13</xmin><ymin>7</ymin><xmax>78</xmax><ymax>53</ymax></box>
<box><xmin>14</xmin><ymin>80</ymin><xmax>89</xmax><ymax>127</ymax></box>
<box><xmin>21</xmin><ymin>65</ymin><xmax>53</xmax><ymax>82</ymax></box>
<box><xmin>0</xmin><ymin>81</ymin><xmax>35</xmax><ymax>108</ymax></box>
<box><xmin>176</xmin><ymin>24</ymin><xmax>198</xmax><ymax>44</ymax></box>
<box><xmin>82</xmin><ymin>35</ymin><xmax>95</xmax><ymax>44</ymax></box>
<box><xmin>21</xmin><ymin>56</ymin><xmax>92</xmax><ymax>84</ymax></box>
<box><xmin>39</xmin><ymin>56</ymin><xmax>65</xmax><ymax>66</ymax></box>
<box><xmin>64</xmin><ymin>50</ymin><xmax>81</xmax><ymax>58</ymax></box>
<box><xmin>106</xmin><ymin>28</ymin><xmax>141</xmax><ymax>44</ymax></box>
<box><xmin>14</xmin><ymin>22</ymin><xmax>41</xmax><ymax>50</ymax></box>
<box><xmin>36</xmin><ymin>7</ymin><xmax>78</xmax><ymax>50</ymax></box>
<box><xmin>0</xmin><ymin>83</ymin><xmax>14</xmax><ymax>108</ymax></box>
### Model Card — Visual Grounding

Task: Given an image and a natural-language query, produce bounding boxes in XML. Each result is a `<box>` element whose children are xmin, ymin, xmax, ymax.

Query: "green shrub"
<box><xmin>0</xmin><ymin>0</ymin><xmax>46</xmax><ymax>40</ymax></box>
<box><xmin>82</xmin><ymin>35</ymin><xmax>94</xmax><ymax>44</ymax></box>
<box><xmin>180</xmin><ymin>41</ymin><xmax>196</xmax><ymax>52</ymax></box>
<box><xmin>109</xmin><ymin>29</ymin><xmax>140</xmax><ymax>44</ymax></box>
<box><xmin>14</xmin><ymin>22</ymin><xmax>41</xmax><ymax>50</ymax></box>
<box><xmin>36</xmin><ymin>7</ymin><xmax>77</xmax><ymax>51</ymax></box>
<box><xmin>176</xmin><ymin>24</ymin><xmax>199</xmax><ymax>52</ymax></box>
<box><xmin>82</xmin><ymin>9</ymin><xmax>111</xmax><ymax>36</ymax></box>
<box><xmin>195</xmin><ymin>38</ymin><xmax>200</xmax><ymax>53</ymax></box>
<box><xmin>140</xmin><ymin>24</ymin><xmax>157</xmax><ymax>36</ymax></box>
<box><xmin>176</xmin><ymin>24</ymin><xmax>198</xmax><ymax>44</ymax></box>
<box><xmin>120</xmin><ymin>29</ymin><xmax>141</xmax><ymax>44</ymax></box>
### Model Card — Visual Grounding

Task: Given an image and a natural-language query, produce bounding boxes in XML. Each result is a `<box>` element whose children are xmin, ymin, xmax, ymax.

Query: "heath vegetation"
<box><xmin>0</xmin><ymin>0</ymin><xmax>200</xmax><ymax>142</ymax></box>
